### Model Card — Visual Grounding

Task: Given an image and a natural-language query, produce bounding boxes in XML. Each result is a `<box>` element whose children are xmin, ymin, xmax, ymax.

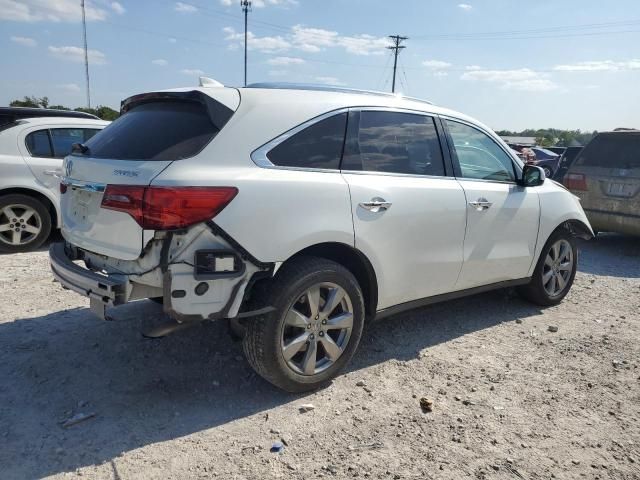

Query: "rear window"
<box><xmin>575</xmin><ymin>133</ymin><xmax>640</xmax><ymax>169</ymax></box>
<box><xmin>82</xmin><ymin>100</ymin><xmax>228</xmax><ymax>161</ymax></box>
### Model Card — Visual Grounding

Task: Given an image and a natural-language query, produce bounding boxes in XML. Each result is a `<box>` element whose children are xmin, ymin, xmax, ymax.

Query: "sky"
<box><xmin>1</xmin><ymin>0</ymin><xmax>639</xmax><ymax>131</ymax></box>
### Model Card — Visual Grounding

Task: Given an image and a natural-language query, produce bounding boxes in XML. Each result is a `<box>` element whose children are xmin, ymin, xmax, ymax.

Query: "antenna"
<box><xmin>81</xmin><ymin>0</ymin><xmax>91</xmax><ymax>108</ymax></box>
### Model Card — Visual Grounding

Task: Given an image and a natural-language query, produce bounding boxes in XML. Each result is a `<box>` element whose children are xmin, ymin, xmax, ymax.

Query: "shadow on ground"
<box><xmin>0</xmin><ymin>233</ymin><xmax>636</xmax><ymax>478</ymax></box>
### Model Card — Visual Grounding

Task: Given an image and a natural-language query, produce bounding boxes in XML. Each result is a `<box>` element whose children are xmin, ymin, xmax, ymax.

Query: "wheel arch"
<box><xmin>0</xmin><ymin>187</ymin><xmax>59</xmax><ymax>228</ymax></box>
<box><xmin>281</xmin><ymin>242</ymin><xmax>379</xmax><ymax>318</ymax></box>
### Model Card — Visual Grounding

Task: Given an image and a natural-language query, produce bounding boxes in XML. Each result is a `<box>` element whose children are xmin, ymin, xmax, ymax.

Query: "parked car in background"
<box><xmin>0</xmin><ymin>107</ymin><xmax>108</xmax><ymax>252</ymax></box>
<box><xmin>564</xmin><ymin>130</ymin><xmax>640</xmax><ymax>236</ymax></box>
<box><xmin>529</xmin><ymin>147</ymin><xmax>561</xmax><ymax>178</ymax></box>
<box><xmin>554</xmin><ymin>146</ymin><xmax>583</xmax><ymax>182</ymax></box>
<box><xmin>547</xmin><ymin>146</ymin><xmax>566</xmax><ymax>156</ymax></box>
<box><xmin>50</xmin><ymin>81</ymin><xmax>592</xmax><ymax>391</ymax></box>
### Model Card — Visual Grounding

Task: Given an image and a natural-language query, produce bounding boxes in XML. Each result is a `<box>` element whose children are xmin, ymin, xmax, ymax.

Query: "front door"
<box><xmin>443</xmin><ymin>118</ymin><xmax>540</xmax><ymax>290</ymax></box>
<box><xmin>342</xmin><ymin>110</ymin><xmax>467</xmax><ymax>310</ymax></box>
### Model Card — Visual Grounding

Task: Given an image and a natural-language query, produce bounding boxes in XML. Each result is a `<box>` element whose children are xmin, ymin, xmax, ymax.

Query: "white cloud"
<box><xmin>268</xmin><ymin>69</ymin><xmax>288</xmax><ymax>77</ymax></box>
<box><xmin>180</xmin><ymin>68</ymin><xmax>205</xmax><ymax>75</ymax></box>
<box><xmin>10</xmin><ymin>35</ymin><xmax>37</xmax><ymax>47</ymax></box>
<box><xmin>223</xmin><ymin>24</ymin><xmax>389</xmax><ymax>56</ymax></box>
<box><xmin>0</xmin><ymin>0</ymin><xmax>108</xmax><ymax>22</ymax></box>
<box><xmin>220</xmin><ymin>0</ymin><xmax>232</xmax><ymax>5</ymax></box>
<box><xmin>461</xmin><ymin>68</ymin><xmax>558</xmax><ymax>92</ymax></box>
<box><xmin>315</xmin><ymin>76</ymin><xmax>346</xmax><ymax>86</ymax></box>
<box><xmin>110</xmin><ymin>1</ymin><xmax>125</xmax><ymax>15</ymax></box>
<box><xmin>422</xmin><ymin>59</ymin><xmax>452</xmax><ymax>70</ymax></box>
<box><xmin>152</xmin><ymin>58</ymin><xmax>168</xmax><ymax>66</ymax></box>
<box><xmin>175</xmin><ymin>2</ymin><xmax>197</xmax><ymax>13</ymax></box>
<box><xmin>553</xmin><ymin>59</ymin><xmax>640</xmax><ymax>72</ymax></box>
<box><xmin>223</xmin><ymin>27</ymin><xmax>290</xmax><ymax>53</ymax></box>
<box><xmin>168</xmin><ymin>37</ymin><xmax>177</xmax><ymax>44</ymax></box>
<box><xmin>266</xmin><ymin>56</ymin><xmax>305</xmax><ymax>66</ymax></box>
<box><xmin>57</xmin><ymin>83</ymin><xmax>81</xmax><ymax>92</ymax></box>
<box><xmin>458</xmin><ymin>3</ymin><xmax>473</xmax><ymax>10</ymax></box>
<box><xmin>48</xmin><ymin>45</ymin><xmax>107</xmax><ymax>65</ymax></box>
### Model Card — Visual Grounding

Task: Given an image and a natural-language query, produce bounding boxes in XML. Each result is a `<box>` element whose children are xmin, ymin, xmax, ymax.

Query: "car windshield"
<box><xmin>575</xmin><ymin>132</ymin><xmax>640</xmax><ymax>169</ymax></box>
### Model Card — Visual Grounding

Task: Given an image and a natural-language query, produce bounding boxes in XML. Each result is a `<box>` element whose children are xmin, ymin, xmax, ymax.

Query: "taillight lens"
<box><xmin>563</xmin><ymin>173</ymin><xmax>588</xmax><ymax>191</ymax></box>
<box><xmin>101</xmin><ymin>185</ymin><xmax>237</xmax><ymax>230</ymax></box>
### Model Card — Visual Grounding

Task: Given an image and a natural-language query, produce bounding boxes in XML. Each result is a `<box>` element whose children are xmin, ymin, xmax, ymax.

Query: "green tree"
<box><xmin>9</xmin><ymin>97</ymin><xmax>119</xmax><ymax>121</ymax></box>
<box><xmin>10</xmin><ymin>95</ymin><xmax>49</xmax><ymax>108</ymax></box>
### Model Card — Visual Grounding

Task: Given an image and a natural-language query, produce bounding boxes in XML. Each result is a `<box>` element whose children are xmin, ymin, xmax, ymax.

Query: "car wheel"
<box><xmin>0</xmin><ymin>194</ymin><xmax>52</xmax><ymax>253</ymax></box>
<box><xmin>517</xmin><ymin>228</ymin><xmax>577</xmax><ymax>306</ymax></box>
<box><xmin>243</xmin><ymin>256</ymin><xmax>365</xmax><ymax>392</ymax></box>
<box><xmin>543</xmin><ymin>167</ymin><xmax>553</xmax><ymax>178</ymax></box>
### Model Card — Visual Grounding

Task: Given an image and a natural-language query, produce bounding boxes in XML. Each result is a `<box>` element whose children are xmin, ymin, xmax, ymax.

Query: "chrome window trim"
<box><xmin>340</xmin><ymin>170</ymin><xmax>454</xmax><ymax>181</ymax></box>
<box><xmin>251</xmin><ymin>106</ymin><xmax>446</xmax><ymax>177</ymax></box>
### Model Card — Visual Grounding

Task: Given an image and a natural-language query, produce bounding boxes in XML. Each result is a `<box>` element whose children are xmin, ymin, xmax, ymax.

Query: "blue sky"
<box><xmin>1</xmin><ymin>0</ymin><xmax>639</xmax><ymax>131</ymax></box>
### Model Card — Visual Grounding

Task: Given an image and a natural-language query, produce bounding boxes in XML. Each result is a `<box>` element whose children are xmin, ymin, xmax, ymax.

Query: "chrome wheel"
<box><xmin>542</xmin><ymin>239</ymin><xmax>573</xmax><ymax>297</ymax></box>
<box><xmin>280</xmin><ymin>282</ymin><xmax>353</xmax><ymax>376</ymax></box>
<box><xmin>0</xmin><ymin>204</ymin><xmax>42</xmax><ymax>247</ymax></box>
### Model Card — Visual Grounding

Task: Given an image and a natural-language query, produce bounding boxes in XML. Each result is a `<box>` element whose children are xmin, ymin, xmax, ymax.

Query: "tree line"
<box><xmin>9</xmin><ymin>96</ymin><xmax>119</xmax><ymax>121</ymax></box>
<box><xmin>495</xmin><ymin>128</ymin><xmax>597</xmax><ymax>147</ymax></box>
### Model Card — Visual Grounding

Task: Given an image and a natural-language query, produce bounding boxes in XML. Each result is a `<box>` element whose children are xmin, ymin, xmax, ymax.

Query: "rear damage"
<box><xmin>50</xmin><ymin>222</ymin><xmax>273</xmax><ymax>321</ymax></box>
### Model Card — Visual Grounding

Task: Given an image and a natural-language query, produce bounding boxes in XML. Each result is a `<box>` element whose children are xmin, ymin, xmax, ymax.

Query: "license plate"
<box><xmin>72</xmin><ymin>190</ymin><xmax>93</xmax><ymax>220</ymax></box>
<box><xmin>606</xmin><ymin>182</ymin><xmax>635</xmax><ymax>198</ymax></box>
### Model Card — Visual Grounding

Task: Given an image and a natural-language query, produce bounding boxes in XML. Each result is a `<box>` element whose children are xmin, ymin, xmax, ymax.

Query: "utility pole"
<box><xmin>241</xmin><ymin>0</ymin><xmax>251</xmax><ymax>86</ymax></box>
<box><xmin>387</xmin><ymin>35</ymin><xmax>407</xmax><ymax>94</ymax></box>
<box><xmin>81</xmin><ymin>0</ymin><xmax>91</xmax><ymax>108</ymax></box>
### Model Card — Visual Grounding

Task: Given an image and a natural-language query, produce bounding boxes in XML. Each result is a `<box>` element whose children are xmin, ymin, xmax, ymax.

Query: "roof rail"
<box><xmin>0</xmin><ymin>107</ymin><xmax>99</xmax><ymax>127</ymax></box>
<box><xmin>245</xmin><ymin>82</ymin><xmax>434</xmax><ymax>105</ymax></box>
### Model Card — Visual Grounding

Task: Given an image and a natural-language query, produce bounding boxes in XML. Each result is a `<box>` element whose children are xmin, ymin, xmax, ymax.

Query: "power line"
<box><xmin>80</xmin><ymin>0</ymin><xmax>91</xmax><ymax>108</ymax></box>
<box><xmin>387</xmin><ymin>35</ymin><xmax>407</xmax><ymax>93</ymax></box>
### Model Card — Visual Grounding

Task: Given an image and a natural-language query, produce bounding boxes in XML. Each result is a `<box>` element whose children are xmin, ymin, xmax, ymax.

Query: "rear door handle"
<box><xmin>469</xmin><ymin>198</ymin><xmax>493</xmax><ymax>211</ymax></box>
<box><xmin>359</xmin><ymin>197</ymin><xmax>392</xmax><ymax>213</ymax></box>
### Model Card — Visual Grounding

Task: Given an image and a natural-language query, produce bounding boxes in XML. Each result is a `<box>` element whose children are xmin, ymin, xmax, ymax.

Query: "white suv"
<box><xmin>50</xmin><ymin>81</ymin><xmax>593</xmax><ymax>391</ymax></box>
<box><xmin>0</xmin><ymin>108</ymin><xmax>108</xmax><ymax>252</ymax></box>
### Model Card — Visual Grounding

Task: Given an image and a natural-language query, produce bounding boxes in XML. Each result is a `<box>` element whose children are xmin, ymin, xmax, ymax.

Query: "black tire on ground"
<box><xmin>0</xmin><ymin>194</ymin><xmax>52</xmax><ymax>254</ymax></box>
<box><xmin>517</xmin><ymin>227</ymin><xmax>577</xmax><ymax>306</ymax></box>
<box><xmin>243</xmin><ymin>256</ymin><xmax>365</xmax><ymax>392</ymax></box>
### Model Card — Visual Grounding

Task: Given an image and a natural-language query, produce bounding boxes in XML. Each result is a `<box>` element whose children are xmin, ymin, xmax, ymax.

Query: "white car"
<box><xmin>0</xmin><ymin>108</ymin><xmax>108</xmax><ymax>252</ymax></box>
<box><xmin>50</xmin><ymin>81</ymin><xmax>593</xmax><ymax>391</ymax></box>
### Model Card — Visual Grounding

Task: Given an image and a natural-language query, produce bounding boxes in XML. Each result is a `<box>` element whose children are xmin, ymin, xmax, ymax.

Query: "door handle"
<box><xmin>359</xmin><ymin>198</ymin><xmax>392</xmax><ymax>213</ymax></box>
<box><xmin>469</xmin><ymin>198</ymin><xmax>493</xmax><ymax>211</ymax></box>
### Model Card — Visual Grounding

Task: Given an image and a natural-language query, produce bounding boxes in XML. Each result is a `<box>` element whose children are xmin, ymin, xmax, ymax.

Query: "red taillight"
<box><xmin>60</xmin><ymin>182</ymin><xmax>68</xmax><ymax>194</ymax></box>
<box><xmin>101</xmin><ymin>185</ymin><xmax>237</xmax><ymax>230</ymax></box>
<box><xmin>563</xmin><ymin>173</ymin><xmax>588</xmax><ymax>191</ymax></box>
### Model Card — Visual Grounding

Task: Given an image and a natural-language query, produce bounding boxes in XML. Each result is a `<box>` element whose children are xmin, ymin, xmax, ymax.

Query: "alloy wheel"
<box><xmin>542</xmin><ymin>239</ymin><xmax>573</xmax><ymax>297</ymax></box>
<box><xmin>280</xmin><ymin>282</ymin><xmax>354</xmax><ymax>376</ymax></box>
<box><xmin>0</xmin><ymin>204</ymin><xmax>43</xmax><ymax>247</ymax></box>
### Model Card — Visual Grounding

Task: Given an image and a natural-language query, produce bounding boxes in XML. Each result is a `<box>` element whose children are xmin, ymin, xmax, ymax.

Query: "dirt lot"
<box><xmin>0</xmin><ymin>234</ymin><xmax>639</xmax><ymax>480</ymax></box>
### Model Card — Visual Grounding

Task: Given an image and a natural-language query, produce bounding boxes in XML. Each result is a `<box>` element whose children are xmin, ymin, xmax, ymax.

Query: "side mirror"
<box><xmin>521</xmin><ymin>164</ymin><xmax>545</xmax><ymax>187</ymax></box>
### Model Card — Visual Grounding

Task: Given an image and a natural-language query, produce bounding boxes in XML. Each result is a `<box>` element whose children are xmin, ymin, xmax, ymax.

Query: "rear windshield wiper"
<box><xmin>71</xmin><ymin>142</ymin><xmax>91</xmax><ymax>155</ymax></box>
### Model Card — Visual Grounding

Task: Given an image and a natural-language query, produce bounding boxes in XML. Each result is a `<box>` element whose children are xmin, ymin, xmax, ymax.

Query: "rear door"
<box><xmin>341</xmin><ymin>109</ymin><xmax>467</xmax><ymax>310</ymax></box>
<box><xmin>18</xmin><ymin>125</ymin><xmax>101</xmax><ymax>197</ymax></box>
<box><xmin>567</xmin><ymin>132</ymin><xmax>640</xmax><ymax>220</ymax></box>
<box><xmin>443</xmin><ymin>118</ymin><xmax>540</xmax><ymax>290</ymax></box>
<box><xmin>61</xmin><ymin>91</ymin><xmax>238</xmax><ymax>260</ymax></box>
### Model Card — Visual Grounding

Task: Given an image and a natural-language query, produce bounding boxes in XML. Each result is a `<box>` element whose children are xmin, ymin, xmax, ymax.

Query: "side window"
<box><xmin>50</xmin><ymin>128</ymin><xmax>86</xmax><ymax>158</ymax></box>
<box><xmin>445</xmin><ymin>120</ymin><xmax>516</xmax><ymax>182</ymax></box>
<box><xmin>267</xmin><ymin>113</ymin><xmax>347</xmax><ymax>169</ymax></box>
<box><xmin>342</xmin><ymin>111</ymin><xmax>445</xmax><ymax>176</ymax></box>
<box><xmin>25</xmin><ymin>130</ymin><xmax>53</xmax><ymax>157</ymax></box>
<box><xmin>83</xmin><ymin>128</ymin><xmax>100</xmax><ymax>142</ymax></box>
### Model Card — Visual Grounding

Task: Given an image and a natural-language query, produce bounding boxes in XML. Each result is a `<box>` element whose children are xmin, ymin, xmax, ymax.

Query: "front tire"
<box><xmin>0</xmin><ymin>194</ymin><xmax>52</xmax><ymax>253</ymax></box>
<box><xmin>517</xmin><ymin>228</ymin><xmax>577</xmax><ymax>306</ymax></box>
<box><xmin>243</xmin><ymin>256</ymin><xmax>365</xmax><ymax>392</ymax></box>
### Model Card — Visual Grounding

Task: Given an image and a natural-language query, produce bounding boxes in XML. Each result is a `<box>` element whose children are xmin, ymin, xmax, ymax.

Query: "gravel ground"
<box><xmin>0</xmin><ymin>234</ymin><xmax>639</xmax><ymax>480</ymax></box>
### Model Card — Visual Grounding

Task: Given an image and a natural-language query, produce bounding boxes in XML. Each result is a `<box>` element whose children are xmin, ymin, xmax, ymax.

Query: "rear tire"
<box><xmin>243</xmin><ymin>256</ymin><xmax>365</xmax><ymax>392</ymax></box>
<box><xmin>0</xmin><ymin>194</ymin><xmax>52</xmax><ymax>253</ymax></box>
<box><xmin>517</xmin><ymin>228</ymin><xmax>577</xmax><ymax>306</ymax></box>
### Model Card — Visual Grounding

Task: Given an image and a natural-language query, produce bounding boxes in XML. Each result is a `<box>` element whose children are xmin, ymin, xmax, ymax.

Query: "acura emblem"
<box><xmin>65</xmin><ymin>159</ymin><xmax>73</xmax><ymax>178</ymax></box>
